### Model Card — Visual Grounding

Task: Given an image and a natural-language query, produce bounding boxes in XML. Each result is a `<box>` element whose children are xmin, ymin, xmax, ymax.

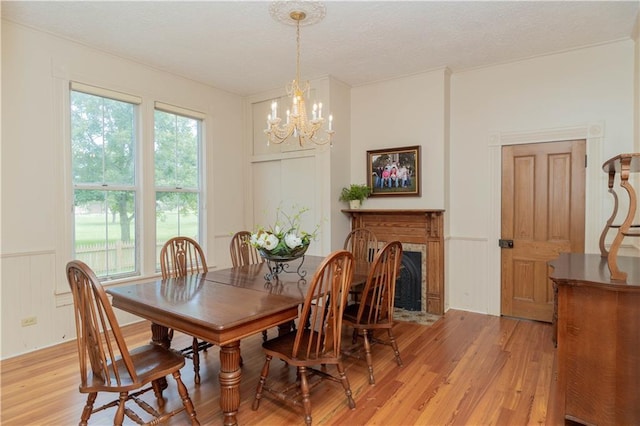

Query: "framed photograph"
<box><xmin>367</xmin><ymin>145</ymin><xmax>421</xmax><ymax>197</ymax></box>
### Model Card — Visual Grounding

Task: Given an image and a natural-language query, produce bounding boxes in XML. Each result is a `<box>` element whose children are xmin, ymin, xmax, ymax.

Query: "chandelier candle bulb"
<box><xmin>329</xmin><ymin>114</ymin><xmax>333</xmax><ymax>131</ymax></box>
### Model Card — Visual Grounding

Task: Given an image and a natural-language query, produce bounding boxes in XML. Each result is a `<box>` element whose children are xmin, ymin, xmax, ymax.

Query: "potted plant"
<box><xmin>339</xmin><ymin>184</ymin><xmax>371</xmax><ymax>209</ymax></box>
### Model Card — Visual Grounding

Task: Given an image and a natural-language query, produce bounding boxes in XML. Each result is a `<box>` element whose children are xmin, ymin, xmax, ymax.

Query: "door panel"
<box><xmin>549</xmin><ymin>154</ymin><xmax>572</xmax><ymax>240</ymax></box>
<box><xmin>501</xmin><ymin>140</ymin><xmax>585</xmax><ymax>322</ymax></box>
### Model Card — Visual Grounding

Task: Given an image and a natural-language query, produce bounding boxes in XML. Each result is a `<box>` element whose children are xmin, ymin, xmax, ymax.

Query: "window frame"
<box><xmin>153</xmin><ymin>102</ymin><xmax>205</xmax><ymax>270</ymax></box>
<box><xmin>64</xmin><ymin>82</ymin><xmax>207</xmax><ymax>286</ymax></box>
<box><xmin>69</xmin><ymin>83</ymin><xmax>141</xmax><ymax>281</ymax></box>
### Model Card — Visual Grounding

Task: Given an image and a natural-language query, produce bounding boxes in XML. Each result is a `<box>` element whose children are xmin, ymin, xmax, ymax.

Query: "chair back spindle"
<box><xmin>343</xmin><ymin>228</ymin><xmax>378</xmax><ymax>264</ymax></box>
<box><xmin>67</xmin><ymin>260</ymin><xmax>136</xmax><ymax>389</ymax></box>
<box><xmin>160</xmin><ymin>236</ymin><xmax>208</xmax><ymax>279</ymax></box>
<box><xmin>294</xmin><ymin>250</ymin><xmax>354</xmax><ymax>362</ymax></box>
<box><xmin>230</xmin><ymin>231</ymin><xmax>263</xmax><ymax>267</ymax></box>
<box><xmin>358</xmin><ymin>240</ymin><xmax>403</xmax><ymax>325</ymax></box>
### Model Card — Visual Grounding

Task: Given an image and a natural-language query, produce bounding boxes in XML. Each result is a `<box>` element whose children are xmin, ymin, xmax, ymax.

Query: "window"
<box><xmin>154</xmin><ymin>104</ymin><xmax>203</xmax><ymax>268</ymax></box>
<box><xmin>69</xmin><ymin>84</ymin><xmax>206</xmax><ymax>280</ymax></box>
<box><xmin>70</xmin><ymin>84</ymin><xmax>140</xmax><ymax>279</ymax></box>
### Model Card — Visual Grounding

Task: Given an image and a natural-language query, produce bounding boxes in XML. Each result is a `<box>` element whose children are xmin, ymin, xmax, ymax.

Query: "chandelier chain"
<box><xmin>296</xmin><ymin>18</ymin><xmax>301</xmax><ymax>84</ymax></box>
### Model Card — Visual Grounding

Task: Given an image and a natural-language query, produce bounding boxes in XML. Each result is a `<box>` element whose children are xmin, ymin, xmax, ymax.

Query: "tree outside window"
<box><xmin>154</xmin><ymin>110</ymin><xmax>201</xmax><ymax>269</ymax></box>
<box><xmin>70</xmin><ymin>85</ymin><xmax>205</xmax><ymax>279</ymax></box>
<box><xmin>71</xmin><ymin>90</ymin><xmax>137</xmax><ymax>278</ymax></box>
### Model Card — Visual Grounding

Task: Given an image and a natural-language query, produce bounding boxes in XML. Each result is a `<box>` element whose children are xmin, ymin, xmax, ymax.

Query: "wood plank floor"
<box><xmin>1</xmin><ymin>309</ymin><xmax>562</xmax><ymax>425</ymax></box>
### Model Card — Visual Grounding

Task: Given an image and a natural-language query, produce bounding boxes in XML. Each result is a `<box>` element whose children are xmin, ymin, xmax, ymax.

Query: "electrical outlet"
<box><xmin>21</xmin><ymin>316</ymin><xmax>37</xmax><ymax>327</ymax></box>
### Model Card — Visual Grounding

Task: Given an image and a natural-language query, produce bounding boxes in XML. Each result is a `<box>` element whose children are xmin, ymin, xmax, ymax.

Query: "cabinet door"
<box><xmin>558</xmin><ymin>285</ymin><xmax>640</xmax><ymax>425</ymax></box>
<box><xmin>251</xmin><ymin>156</ymin><xmax>321</xmax><ymax>255</ymax></box>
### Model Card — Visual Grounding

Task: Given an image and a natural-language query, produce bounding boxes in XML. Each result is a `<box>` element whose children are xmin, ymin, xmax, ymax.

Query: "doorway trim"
<box><xmin>486</xmin><ymin>122</ymin><xmax>603</xmax><ymax>316</ymax></box>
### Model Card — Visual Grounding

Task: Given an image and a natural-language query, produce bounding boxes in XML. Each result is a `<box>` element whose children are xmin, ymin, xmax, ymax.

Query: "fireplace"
<box><xmin>395</xmin><ymin>251</ymin><xmax>422</xmax><ymax>311</ymax></box>
<box><xmin>342</xmin><ymin>209</ymin><xmax>444</xmax><ymax>315</ymax></box>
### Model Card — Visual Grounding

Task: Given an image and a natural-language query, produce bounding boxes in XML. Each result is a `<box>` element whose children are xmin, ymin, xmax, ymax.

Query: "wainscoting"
<box><xmin>1</xmin><ymin>250</ymin><xmax>141</xmax><ymax>359</ymax></box>
<box><xmin>0</xmin><ymin>250</ymin><xmax>68</xmax><ymax>358</ymax></box>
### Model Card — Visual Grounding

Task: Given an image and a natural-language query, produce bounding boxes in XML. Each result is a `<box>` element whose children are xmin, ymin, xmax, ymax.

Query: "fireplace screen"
<box><xmin>394</xmin><ymin>251</ymin><xmax>422</xmax><ymax>311</ymax></box>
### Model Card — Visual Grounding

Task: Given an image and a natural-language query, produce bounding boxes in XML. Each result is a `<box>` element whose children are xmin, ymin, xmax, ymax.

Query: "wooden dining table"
<box><xmin>107</xmin><ymin>254</ymin><xmax>368</xmax><ymax>425</ymax></box>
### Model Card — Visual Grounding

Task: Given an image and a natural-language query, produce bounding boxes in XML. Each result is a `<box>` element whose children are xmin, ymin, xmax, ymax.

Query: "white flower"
<box><xmin>248</xmin><ymin>206</ymin><xmax>317</xmax><ymax>256</ymax></box>
<box><xmin>284</xmin><ymin>232</ymin><xmax>302</xmax><ymax>249</ymax></box>
<box><xmin>263</xmin><ymin>233</ymin><xmax>279</xmax><ymax>250</ymax></box>
<box><xmin>250</xmin><ymin>233</ymin><xmax>261</xmax><ymax>247</ymax></box>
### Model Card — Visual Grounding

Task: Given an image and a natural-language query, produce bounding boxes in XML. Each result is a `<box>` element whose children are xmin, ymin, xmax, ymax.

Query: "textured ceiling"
<box><xmin>2</xmin><ymin>1</ymin><xmax>638</xmax><ymax>96</ymax></box>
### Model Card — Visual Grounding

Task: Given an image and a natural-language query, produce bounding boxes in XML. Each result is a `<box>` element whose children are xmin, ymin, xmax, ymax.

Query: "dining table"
<box><xmin>107</xmin><ymin>254</ymin><xmax>368</xmax><ymax>426</ymax></box>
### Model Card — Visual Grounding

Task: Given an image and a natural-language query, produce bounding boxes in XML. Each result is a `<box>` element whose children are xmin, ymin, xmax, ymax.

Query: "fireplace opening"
<box><xmin>394</xmin><ymin>251</ymin><xmax>422</xmax><ymax>311</ymax></box>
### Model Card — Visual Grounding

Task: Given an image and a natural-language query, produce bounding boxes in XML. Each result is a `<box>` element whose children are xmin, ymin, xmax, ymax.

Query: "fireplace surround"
<box><xmin>342</xmin><ymin>209</ymin><xmax>445</xmax><ymax>315</ymax></box>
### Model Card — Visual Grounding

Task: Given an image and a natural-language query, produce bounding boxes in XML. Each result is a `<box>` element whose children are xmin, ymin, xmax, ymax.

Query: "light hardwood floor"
<box><xmin>1</xmin><ymin>309</ymin><xmax>561</xmax><ymax>425</ymax></box>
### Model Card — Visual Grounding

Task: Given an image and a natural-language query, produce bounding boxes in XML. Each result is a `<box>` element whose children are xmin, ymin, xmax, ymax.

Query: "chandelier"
<box><xmin>266</xmin><ymin>5</ymin><xmax>334</xmax><ymax>147</ymax></box>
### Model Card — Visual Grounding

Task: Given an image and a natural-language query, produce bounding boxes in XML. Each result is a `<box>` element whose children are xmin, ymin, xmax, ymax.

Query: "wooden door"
<box><xmin>501</xmin><ymin>140</ymin><xmax>585</xmax><ymax>322</ymax></box>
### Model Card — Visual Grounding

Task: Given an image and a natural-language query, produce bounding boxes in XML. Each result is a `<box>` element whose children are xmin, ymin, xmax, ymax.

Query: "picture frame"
<box><xmin>367</xmin><ymin>145</ymin><xmax>421</xmax><ymax>197</ymax></box>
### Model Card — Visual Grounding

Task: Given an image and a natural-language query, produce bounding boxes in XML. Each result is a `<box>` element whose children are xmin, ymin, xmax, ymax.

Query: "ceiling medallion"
<box><xmin>269</xmin><ymin>1</ymin><xmax>326</xmax><ymax>26</ymax></box>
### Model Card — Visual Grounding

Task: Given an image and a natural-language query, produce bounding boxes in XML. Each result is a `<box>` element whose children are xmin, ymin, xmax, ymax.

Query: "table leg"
<box><xmin>150</xmin><ymin>322</ymin><xmax>171</xmax><ymax>348</ymax></box>
<box><xmin>219</xmin><ymin>341</ymin><xmax>241</xmax><ymax>426</ymax></box>
<box><xmin>150</xmin><ymin>323</ymin><xmax>171</xmax><ymax>390</ymax></box>
<box><xmin>277</xmin><ymin>320</ymin><xmax>295</xmax><ymax>336</ymax></box>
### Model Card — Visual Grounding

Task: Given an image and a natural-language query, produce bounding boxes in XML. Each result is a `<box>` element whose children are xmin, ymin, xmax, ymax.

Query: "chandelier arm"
<box><xmin>266</xmin><ymin>121</ymin><xmax>296</xmax><ymax>145</ymax></box>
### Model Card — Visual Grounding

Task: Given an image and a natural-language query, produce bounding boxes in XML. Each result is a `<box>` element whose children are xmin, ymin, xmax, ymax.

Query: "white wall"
<box><xmin>349</xmin><ymin>41</ymin><xmax>635</xmax><ymax>316</ymax></box>
<box><xmin>449</xmin><ymin>40</ymin><xmax>635</xmax><ymax>315</ymax></box>
<box><xmin>1</xmin><ymin>21</ymin><xmax>244</xmax><ymax>358</ymax></box>
<box><xmin>351</xmin><ymin>69</ymin><xmax>449</xmax><ymax>210</ymax></box>
<box><xmin>636</xmin><ymin>13</ymin><xmax>640</xmax><ymax>152</ymax></box>
<box><xmin>327</xmin><ymin>77</ymin><xmax>353</xmax><ymax>251</ymax></box>
<box><xmin>635</xmin><ymin>15</ymin><xmax>640</xmax><ymax>243</ymax></box>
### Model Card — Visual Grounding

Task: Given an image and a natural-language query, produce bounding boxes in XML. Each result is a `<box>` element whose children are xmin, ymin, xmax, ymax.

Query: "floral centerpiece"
<box><xmin>250</xmin><ymin>207</ymin><xmax>318</xmax><ymax>261</ymax></box>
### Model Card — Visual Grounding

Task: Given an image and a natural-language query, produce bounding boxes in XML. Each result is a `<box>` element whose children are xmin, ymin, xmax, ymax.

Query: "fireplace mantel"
<box><xmin>342</xmin><ymin>209</ymin><xmax>445</xmax><ymax>314</ymax></box>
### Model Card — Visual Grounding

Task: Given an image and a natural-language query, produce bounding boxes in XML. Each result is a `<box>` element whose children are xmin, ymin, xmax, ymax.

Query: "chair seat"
<box><xmin>343</xmin><ymin>303</ymin><xmax>391</xmax><ymax>328</ymax></box>
<box><xmin>262</xmin><ymin>329</ymin><xmax>338</xmax><ymax>367</ymax></box>
<box><xmin>82</xmin><ymin>345</ymin><xmax>185</xmax><ymax>393</ymax></box>
<box><xmin>348</xmin><ymin>283</ymin><xmax>365</xmax><ymax>296</ymax></box>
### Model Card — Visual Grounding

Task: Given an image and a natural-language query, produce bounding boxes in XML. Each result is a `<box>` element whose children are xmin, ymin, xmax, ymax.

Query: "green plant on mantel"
<box><xmin>339</xmin><ymin>184</ymin><xmax>371</xmax><ymax>202</ymax></box>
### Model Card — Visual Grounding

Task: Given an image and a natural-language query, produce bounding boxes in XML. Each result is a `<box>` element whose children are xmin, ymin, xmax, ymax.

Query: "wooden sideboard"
<box><xmin>341</xmin><ymin>209</ymin><xmax>445</xmax><ymax>315</ymax></box>
<box><xmin>549</xmin><ymin>252</ymin><xmax>640</xmax><ymax>425</ymax></box>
